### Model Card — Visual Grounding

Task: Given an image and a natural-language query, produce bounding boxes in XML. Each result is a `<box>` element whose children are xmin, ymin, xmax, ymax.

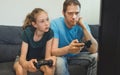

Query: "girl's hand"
<box><xmin>51</xmin><ymin>56</ymin><xmax>56</xmax><ymax>66</ymax></box>
<box><xmin>40</xmin><ymin>65</ymin><xmax>55</xmax><ymax>75</ymax></box>
<box><xmin>40</xmin><ymin>57</ymin><xmax>56</xmax><ymax>75</ymax></box>
<box><xmin>46</xmin><ymin>56</ymin><xmax>56</xmax><ymax>67</ymax></box>
<box><xmin>27</xmin><ymin>59</ymin><xmax>38</xmax><ymax>72</ymax></box>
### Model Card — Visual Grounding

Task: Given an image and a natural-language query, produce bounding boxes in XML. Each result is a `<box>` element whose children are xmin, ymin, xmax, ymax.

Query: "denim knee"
<box><xmin>55</xmin><ymin>57</ymin><xmax>69</xmax><ymax>75</ymax></box>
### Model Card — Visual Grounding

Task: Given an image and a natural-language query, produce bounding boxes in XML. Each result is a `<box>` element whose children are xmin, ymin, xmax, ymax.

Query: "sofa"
<box><xmin>0</xmin><ymin>25</ymin><xmax>99</xmax><ymax>75</ymax></box>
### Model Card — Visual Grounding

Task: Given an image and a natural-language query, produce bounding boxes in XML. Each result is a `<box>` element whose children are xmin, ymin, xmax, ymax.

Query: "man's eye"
<box><xmin>68</xmin><ymin>12</ymin><xmax>73</xmax><ymax>15</ymax></box>
<box><xmin>76</xmin><ymin>12</ymin><xmax>80</xmax><ymax>15</ymax></box>
<box><xmin>76</xmin><ymin>12</ymin><xmax>79</xmax><ymax>15</ymax></box>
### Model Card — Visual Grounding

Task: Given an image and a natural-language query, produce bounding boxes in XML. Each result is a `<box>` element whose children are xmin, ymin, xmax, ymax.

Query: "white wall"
<box><xmin>0</xmin><ymin>0</ymin><xmax>100</xmax><ymax>26</ymax></box>
<box><xmin>80</xmin><ymin>0</ymin><xmax>101</xmax><ymax>25</ymax></box>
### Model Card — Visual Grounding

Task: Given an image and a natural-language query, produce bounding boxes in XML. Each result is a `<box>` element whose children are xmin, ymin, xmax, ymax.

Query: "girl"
<box><xmin>13</xmin><ymin>8</ymin><xmax>56</xmax><ymax>75</ymax></box>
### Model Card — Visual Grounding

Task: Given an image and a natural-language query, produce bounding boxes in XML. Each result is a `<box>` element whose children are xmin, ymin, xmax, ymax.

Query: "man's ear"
<box><xmin>32</xmin><ymin>22</ymin><xmax>37</xmax><ymax>28</ymax></box>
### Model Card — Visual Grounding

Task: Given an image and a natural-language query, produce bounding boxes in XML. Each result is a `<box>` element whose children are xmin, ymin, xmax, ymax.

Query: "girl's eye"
<box><xmin>40</xmin><ymin>20</ymin><xmax>44</xmax><ymax>23</ymax></box>
<box><xmin>38</xmin><ymin>17</ymin><xmax>49</xmax><ymax>23</ymax></box>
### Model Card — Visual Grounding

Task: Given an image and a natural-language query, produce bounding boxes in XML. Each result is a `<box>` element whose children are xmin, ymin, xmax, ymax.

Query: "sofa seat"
<box><xmin>0</xmin><ymin>62</ymin><xmax>15</xmax><ymax>75</ymax></box>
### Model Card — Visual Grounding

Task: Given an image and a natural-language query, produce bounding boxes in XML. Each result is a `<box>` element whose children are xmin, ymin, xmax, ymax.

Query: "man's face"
<box><xmin>63</xmin><ymin>4</ymin><xmax>80</xmax><ymax>28</ymax></box>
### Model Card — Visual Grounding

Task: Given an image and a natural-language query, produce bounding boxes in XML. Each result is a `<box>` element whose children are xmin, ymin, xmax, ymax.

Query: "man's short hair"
<box><xmin>63</xmin><ymin>0</ymin><xmax>81</xmax><ymax>12</ymax></box>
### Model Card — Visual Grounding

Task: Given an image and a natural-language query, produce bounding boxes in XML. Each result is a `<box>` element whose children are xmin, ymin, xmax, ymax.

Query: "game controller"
<box><xmin>34</xmin><ymin>59</ymin><xmax>53</xmax><ymax>69</ymax></box>
<box><xmin>84</xmin><ymin>40</ymin><xmax>92</xmax><ymax>48</ymax></box>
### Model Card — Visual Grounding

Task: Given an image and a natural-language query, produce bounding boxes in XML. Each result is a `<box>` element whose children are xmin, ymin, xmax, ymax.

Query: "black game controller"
<box><xmin>34</xmin><ymin>59</ymin><xmax>53</xmax><ymax>69</ymax></box>
<box><xmin>84</xmin><ymin>40</ymin><xmax>92</xmax><ymax>48</ymax></box>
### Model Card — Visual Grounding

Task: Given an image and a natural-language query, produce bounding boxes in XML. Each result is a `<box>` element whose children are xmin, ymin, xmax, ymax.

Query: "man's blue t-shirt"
<box><xmin>50</xmin><ymin>17</ymin><xmax>91</xmax><ymax>56</ymax></box>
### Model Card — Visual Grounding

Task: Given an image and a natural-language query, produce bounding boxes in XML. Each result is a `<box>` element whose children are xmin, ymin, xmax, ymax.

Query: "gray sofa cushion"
<box><xmin>0</xmin><ymin>25</ymin><xmax>22</xmax><ymax>62</ymax></box>
<box><xmin>0</xmin><ymin>45</ymin><xmax>21</xmax><ymax>62</ymax></box>
<box><xmin>0</xmin><ymin>62</ymin><xmax>15</xmax><ymax>75</ymax></box>
<box><xmin>89</xmin><ymin>25</ymin><xmax>99</xmax><ymax>41</ymax></box>
<box><xmin>0</xmin><ymin>25</ymin><xmax>22</xmax><ymax>44</ymax></box>
<box><xmin>68</xmin><ymin>65</ymin><xmax>87</xmax><ymax>75</ymax></box>
<box><xmin>0</xmin><ymin>62</ymin><xmax>43</xmax><ymax>75</ymax></box>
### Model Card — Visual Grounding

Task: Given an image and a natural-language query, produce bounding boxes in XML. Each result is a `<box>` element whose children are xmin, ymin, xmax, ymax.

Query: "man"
<box><xmin>50</xmin><ymin>0</ymin><xmax>98</xmax><ymax>75</ymax></box>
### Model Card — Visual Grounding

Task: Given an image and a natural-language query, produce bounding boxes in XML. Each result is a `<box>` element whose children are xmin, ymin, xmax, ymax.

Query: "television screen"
<box><xmin>98</xmin><ymin>0</ymin><xmax>120</xmax><ymax>75</ymax></box>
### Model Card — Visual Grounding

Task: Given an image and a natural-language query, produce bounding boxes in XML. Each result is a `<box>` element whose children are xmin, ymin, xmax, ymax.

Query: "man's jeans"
<box><xmin>55</xmin><ymin>56</ymin><xmax>70</xmax><ymax>75</ymax></box>
<box><xmin>55</xmin><ymin>52</ymin><xmax>97</xmax><ymax>75</ymax></box>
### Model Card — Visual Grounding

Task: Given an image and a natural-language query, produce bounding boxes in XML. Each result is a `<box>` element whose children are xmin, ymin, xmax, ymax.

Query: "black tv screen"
<box><xmin>98</xmin><ymin>0</ymin><xmax>120</xmax><ymax>75</ymax></box>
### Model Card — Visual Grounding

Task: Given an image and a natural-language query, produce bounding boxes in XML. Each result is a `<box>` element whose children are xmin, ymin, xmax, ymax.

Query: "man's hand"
<box><xmin>77</xmin><ymin>17</ymin><xmax>86</xmax><ymax>29</ymax></box>
<box><xmin>68</xmin><ymin>39</ymin><xmax>85</xmax><ymax>54</ymax></box>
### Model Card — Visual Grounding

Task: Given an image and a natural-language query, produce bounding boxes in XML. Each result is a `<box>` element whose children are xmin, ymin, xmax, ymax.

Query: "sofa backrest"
<box><xmin>0</xmin><ymin>25</ymin><xmax>22</xmax><ymax>62</ymax></box>
<box><xmin>89</xmin><ymin>25</ymin><xmax>99</xmax><ymax>42</ymax></box>
<box><xmin>0</xmin><ymin>25</ymin><xmax>99</xmax><ymax>62</ymax></box>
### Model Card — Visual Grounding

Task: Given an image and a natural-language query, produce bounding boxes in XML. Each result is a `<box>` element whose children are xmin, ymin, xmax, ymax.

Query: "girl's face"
<box><xmin>33</xmin><ymin>11</ymin><xmax>50</xmax><ymax>32</ymax></box>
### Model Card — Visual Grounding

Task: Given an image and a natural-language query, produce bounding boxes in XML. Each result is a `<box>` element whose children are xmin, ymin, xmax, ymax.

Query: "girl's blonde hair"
<box><xmin>22</xmin><ymin>8</ymin><xmax>47</xmax><ymax>29</ymax></box>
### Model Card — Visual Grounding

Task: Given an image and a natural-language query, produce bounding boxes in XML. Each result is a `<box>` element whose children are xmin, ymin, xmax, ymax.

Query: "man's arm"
<box><xmin>78</xmin><ymin>18</ymin><xmax>98</xmax><ymax>53</ymax></box>
<box><xmin>51</xmin><ymin>38</ymin><xmax>69</xmax><ymax>56</ymax></box>
<box><xmin>51</xmin><ymin>38</ymin><xmax>85</xmax><ymax>56</ymax></box>
<box><xmin>82</xmin><ymin>28</ymin><xmax>98</xmax><ymax>53</ymax></box>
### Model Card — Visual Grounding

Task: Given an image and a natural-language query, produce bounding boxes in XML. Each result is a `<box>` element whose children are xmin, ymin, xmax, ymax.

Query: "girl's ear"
<box><xmin>32</xmin><ymin>22</ymin><xmax>37</xmax><ymax>28</ymax></box>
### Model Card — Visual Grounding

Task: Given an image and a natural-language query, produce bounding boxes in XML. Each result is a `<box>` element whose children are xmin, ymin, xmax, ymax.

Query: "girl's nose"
<box><xmin>45</xmin><ymin>21</ymin><xmax>50</xmax><ymax>26</ymax></box>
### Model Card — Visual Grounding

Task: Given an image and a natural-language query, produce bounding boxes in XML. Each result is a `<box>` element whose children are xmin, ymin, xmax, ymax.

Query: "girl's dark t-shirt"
<box><xmin>22</xmin><ymin>26</ymin><xmax>53</xmax><ymax>61</ymax></box>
